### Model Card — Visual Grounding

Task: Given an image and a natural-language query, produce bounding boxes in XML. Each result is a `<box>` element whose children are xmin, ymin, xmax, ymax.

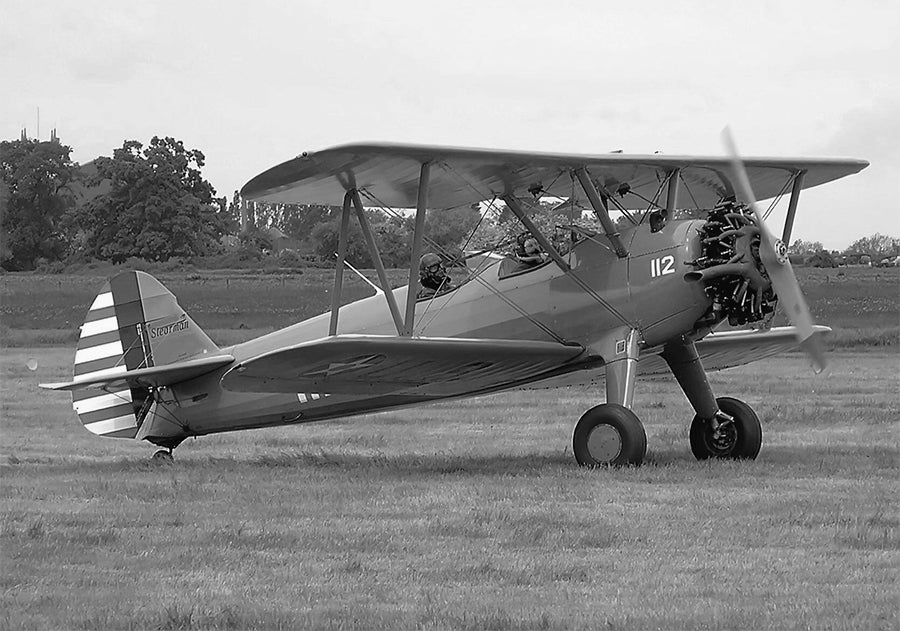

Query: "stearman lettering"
<box><xmin>149</xmin><ymin>315</ymin><xmax>189</xmax><ymax>339</ymax></box>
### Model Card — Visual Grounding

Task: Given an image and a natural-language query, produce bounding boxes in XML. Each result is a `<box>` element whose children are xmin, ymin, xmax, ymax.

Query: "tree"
<box><xmin>0</xmin><ymin>138</ymin><xmax>76</xmax><ymax>270</ymax></box>
<box><xmin>306</xmin><ymin>212</ymin><xmax>375</xmax><ymax>267</ymax></box>
<box><xmin>481</xmin><ymin>198</ymin><xmax>603</xmax><ymax>253</ymax></box>
<box><xmin>844</xmin><ymin>233</ymin><xmax>900</xmax><ymax>257</ymax></box>
<box><xmin>789</xmin><ymin>239</ymin><xmax>824</xmax><ymax>255</ymax></box>
<box><xmin>805</xmin><ymin>251</ymin><xmax>836</xmax><ymax>268</ymax></box>
<box><xmin>225</xmin><ymin>189</ymin><xmax>248</xmax><ymax>233</ymax></box>
<box><xmin>72</xmin><ymin>137</ymin><xmax>226</xmax><ymax>262</ymax></box>
<box><xmin>305</xmin><ymin>209</ymin><xmax>418</xmax><ymax>268</ymax></box>
<box><xmin>424</xmin><ymin>205</ymin><xmax>481</xmax><ymax>258</ymax></box>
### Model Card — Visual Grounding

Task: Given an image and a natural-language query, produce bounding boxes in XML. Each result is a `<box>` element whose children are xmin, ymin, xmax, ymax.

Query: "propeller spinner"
<box><xmin>721</xmin><ymin>127</ymin><xmax>828</xmax><ymax>372</ymax></box>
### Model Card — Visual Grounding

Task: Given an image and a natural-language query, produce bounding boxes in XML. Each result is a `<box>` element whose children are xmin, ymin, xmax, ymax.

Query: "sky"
<box><xmin>2</xmin><ymin>0</ymin><xmax>898</xmax><ymax>250</ymax></box>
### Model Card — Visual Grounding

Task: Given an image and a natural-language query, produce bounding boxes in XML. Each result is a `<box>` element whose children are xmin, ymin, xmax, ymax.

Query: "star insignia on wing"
<box><xmin>301</xmin><ymin>354</ymin><xmax>384</xmax><ymax>378</ymax></box>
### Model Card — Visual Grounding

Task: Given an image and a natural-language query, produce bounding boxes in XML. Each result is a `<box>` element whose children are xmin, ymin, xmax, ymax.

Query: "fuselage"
<box><xmin>148</xmin><ymin>219</ymin><xmax>712</xmax><ymax>444</ymax></box>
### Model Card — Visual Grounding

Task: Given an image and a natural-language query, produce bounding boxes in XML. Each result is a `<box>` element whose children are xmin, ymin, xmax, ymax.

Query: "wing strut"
<box><xmin>501</xmin><ymin>194</ymin><xmax>567</xmax><ymax>269</ymax></box>
<box><xmin>573</xmin><ymin>167</ymin><xmax>629</xmax><ymax>258</ymax></box>
<box><xmin>403</xmin><ymin>162</ymin><xmax>430</xmax><ymax>336</ymax></box>
<box><xmin>328</xmin><ymin>191</ymin><xmax>353</xmax><ymax>336</ymax></box>
<box><xmin>350</xmin><ymin>189</ymin><xmax>406</xmax><ymax>335</ymax></box>
<box><xmin>501</xmin><ymin>194</ymin><xmax>633</xmax><ymax>328</ymax></box>
<box><xmin>781</xmin><ymin>170</ymin><xmax>805</xmax><ymax>245</ymax></box>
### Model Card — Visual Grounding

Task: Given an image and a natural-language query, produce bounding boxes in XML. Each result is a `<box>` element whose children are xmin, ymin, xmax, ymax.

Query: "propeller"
<box><xmin>721</xmin><ymin>127</ymin><xmax>827</xmax><ymax>373</ymax></box>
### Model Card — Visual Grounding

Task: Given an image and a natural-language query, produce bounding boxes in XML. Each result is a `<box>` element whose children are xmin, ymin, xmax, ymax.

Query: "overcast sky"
<box><xmin>3</xmin><ymin>0</ymin><xmax>897</xmax><ymax>249</ymax></box>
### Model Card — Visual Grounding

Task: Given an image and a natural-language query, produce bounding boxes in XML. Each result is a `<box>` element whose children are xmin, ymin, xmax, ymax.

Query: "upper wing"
<box><xmin>241</xmin><ymin>143</ymin><xmax>868</xmax><ymax>210</ymax></box>
<box><xmin>221</xmin><ymin>334</ymin><xmax>585</xmax><ymax>396</ymax></box>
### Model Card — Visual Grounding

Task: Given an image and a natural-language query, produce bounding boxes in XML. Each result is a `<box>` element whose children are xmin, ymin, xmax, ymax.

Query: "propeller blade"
<box><xmin>721</xmin><ymin>127</ymin><xmax>827</xmax><ymax>373</ymax></box>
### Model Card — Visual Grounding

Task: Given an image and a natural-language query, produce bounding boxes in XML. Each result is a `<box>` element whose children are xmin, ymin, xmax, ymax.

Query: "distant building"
<box><xmin>262</xmin><ymin>227</ymin><xmax>301</xmax><ymax>253</ymax></box>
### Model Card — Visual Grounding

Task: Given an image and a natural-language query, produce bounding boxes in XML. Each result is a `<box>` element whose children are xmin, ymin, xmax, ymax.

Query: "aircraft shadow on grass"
<box><xmin>33</xmin><ymin>440</ymin><xmax>893</xmax><ymax>485</ymax></box>
<box><xmin>49</xmin><ymin>443</ymin><xmax>894</xmax><ymax>478</ymax></box>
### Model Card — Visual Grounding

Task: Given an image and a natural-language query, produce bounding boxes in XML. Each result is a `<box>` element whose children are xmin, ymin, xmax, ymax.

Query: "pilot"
<box><xmin>417</xmin><ymin>252</ymin><xmax>454</xmax><ymax>299</ymax></box>
<box><xmin>649</xmin><ymin>209</ymin><xmax>669</xmax><ymax>233</ymax></box>
<box><xmin>514</xmin><ymin>232</ymin><xmax>529</xmax><ymax>258</ymax></box>
<box><xmin>517</xmin><ymin>237</ymin><xmax>545</xmax><ymax>267</ymax></box>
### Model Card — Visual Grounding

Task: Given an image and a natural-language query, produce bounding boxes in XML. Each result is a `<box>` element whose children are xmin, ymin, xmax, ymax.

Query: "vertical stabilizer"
<box><xmin>71</xmin><ymin>271</ymin><xmax>217</xmax><ymax>439</ymax></box>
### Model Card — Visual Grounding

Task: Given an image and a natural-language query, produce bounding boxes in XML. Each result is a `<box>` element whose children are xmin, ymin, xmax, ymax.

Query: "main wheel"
<box><xmin>690</xmin><ymin>396</ymin><xmax>761</xmax><ymax>460</ymax></box>
<box><xmin>573</xmin><ymin>403</ymin><xmax>647</xmax><ymax>467</ymax></box>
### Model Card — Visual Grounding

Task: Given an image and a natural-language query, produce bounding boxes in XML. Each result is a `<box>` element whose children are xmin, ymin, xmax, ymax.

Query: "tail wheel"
<box><xmin>573</xmin><ymin>403</ymin><xmax>647</xmax><ymax>467</ymax></box>
<box><xmin>690</xmin><ymin>396</ymin><xmax>761</xmax><ymax>460</ymax></box>
<box><xmin>151</xmin><ymin>449</ymin><xmax>174</xmax><ymax>464</ymax></box>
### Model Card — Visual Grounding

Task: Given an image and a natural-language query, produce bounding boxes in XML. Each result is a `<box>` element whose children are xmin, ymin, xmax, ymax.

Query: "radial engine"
<box><xmin>686</xmin><ymin>201</ymin><xmax>778</xmax><ymax>327</ymax></box>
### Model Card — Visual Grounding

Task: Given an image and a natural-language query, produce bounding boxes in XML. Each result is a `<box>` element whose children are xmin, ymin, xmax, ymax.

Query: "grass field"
<box><xmin>1</xmin><ymin>346</ymin><xmax>898</xmax><ymax>630</ymax></box>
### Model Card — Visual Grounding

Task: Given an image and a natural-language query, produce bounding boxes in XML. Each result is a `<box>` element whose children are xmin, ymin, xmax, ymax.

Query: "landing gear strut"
<box><xmin>574</xmin><ymin>328</ymin><xmax>647</xmax><ymax>466</ymax></box>
<box><xmin>572</xmin><ymin>334</ymin><xmax>764</xmax><ymax>467</ymax></box>
<box><xmin>663</xmin><ymin>337</ymin><xmax>763</xmax><ymax>461</ymax></box>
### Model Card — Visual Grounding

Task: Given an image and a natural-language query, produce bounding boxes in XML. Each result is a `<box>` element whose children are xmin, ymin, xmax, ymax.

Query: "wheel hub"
<box><xmin>706</xmin><ymin>414</ymin><xmax>737</xmax><ymax>454</ymax></box>
<box><xmin>586</xmin><ymin>424</ymin><xmax>622</xmax><ymax>463</ymax></box>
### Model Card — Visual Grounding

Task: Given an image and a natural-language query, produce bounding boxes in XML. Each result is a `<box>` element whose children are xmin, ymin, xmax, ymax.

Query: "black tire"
<box><xmin>151</xmin><ymin>449</ymin><xmax>174</xmax><ymax>464</ymax></box>
<box><xmin>573</xmin><ymin>403</ymin><xmax>647</xmax><ymax>467</ymax></box>
<box><xmin>690</xmin><ymin>396</ymin><xmax>762</xmax><ymax>460</ymax></box>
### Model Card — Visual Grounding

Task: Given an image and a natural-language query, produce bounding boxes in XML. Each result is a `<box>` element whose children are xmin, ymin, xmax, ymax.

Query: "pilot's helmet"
<box><xmin>524</xmin><ymin>238</ymin><xmax>540</xmax><ymax>256</ymax></box>
<box><xmin>419</xmin><ymin>252</ymin><xmax>443</xmax><ymax>276</ymax></box>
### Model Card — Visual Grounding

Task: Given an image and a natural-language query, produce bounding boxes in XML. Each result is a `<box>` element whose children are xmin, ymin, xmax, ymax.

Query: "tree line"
<box><xmin>0</xmin><ymin>135</ymin><xmax>495</xmax><ymax>271</ymax></box>
<box><xmin>1</xmin><ymin>135</ymin><xmax>897</xmax><ymax>272</ymax></box>
<box><xmin>788</xmin><ymin>234</ymin><xmax>900</xmax><ymax>267</ymax></box>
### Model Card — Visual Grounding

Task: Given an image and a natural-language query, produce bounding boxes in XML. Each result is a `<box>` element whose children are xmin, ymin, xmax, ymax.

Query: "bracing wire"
<box><xmin>679</xmin><ymin>172</ymin><xmax>702</xmax><ymax>211</ymax></box>
<box><xmin>762</xmin><ymin>176</ymin><xmax>794</xmax><ymax>221</ymax></box>
<box><xmin>358</xmin><ymin>184</ymin><xmax>569</xmax><ymax>343</ymax></box>
<box><xmin>439</xmin><ymin>162</ymin><xmax>636</xmax><ymax>329</ymax></box>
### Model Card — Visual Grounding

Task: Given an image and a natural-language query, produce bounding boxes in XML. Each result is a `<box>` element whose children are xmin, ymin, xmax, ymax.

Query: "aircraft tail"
<box><xmin>69</xmin><ymin>271</ymin><xmax>219</xmax><ymax>439</ymax></box>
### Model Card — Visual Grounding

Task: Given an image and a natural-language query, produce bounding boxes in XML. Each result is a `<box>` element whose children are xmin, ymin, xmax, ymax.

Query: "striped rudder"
<box><xmin>71</xmin><ymin>271</ymin><xmax>218</xmax><ymax>439</ymax></box>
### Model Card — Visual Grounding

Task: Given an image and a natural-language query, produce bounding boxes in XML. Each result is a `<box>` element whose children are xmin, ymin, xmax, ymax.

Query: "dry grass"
<box><xmin>1</xmin><ymin>347</ymin><xmax>898</xmax><ymax>630</ymax></box>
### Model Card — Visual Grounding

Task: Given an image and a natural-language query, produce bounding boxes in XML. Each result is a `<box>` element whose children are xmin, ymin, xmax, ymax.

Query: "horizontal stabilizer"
<box><xmin>41</xmin><ymin>355</ymin><xmax>234</xmax><ymax>392</ymax></box>
<box><xmin>222</xmin><ymin>335</ymin><xmax>584</xmax><ymax>395</ymax></box>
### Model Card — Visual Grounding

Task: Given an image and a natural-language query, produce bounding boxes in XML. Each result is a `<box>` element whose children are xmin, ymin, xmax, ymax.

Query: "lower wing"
<box><xmin>222</xmin><ymin>335</ymin><xmax>586</xmax><ymax>396</ymax></box>
<box><xmin>640</xmin><ymin>325</ymin><xmax>831</xmax><ymax>376</ymax></box>
<box><xmin>219</xmin><ymin>326</ymin><xmax>824</xmax><ymax>397</ymax></box>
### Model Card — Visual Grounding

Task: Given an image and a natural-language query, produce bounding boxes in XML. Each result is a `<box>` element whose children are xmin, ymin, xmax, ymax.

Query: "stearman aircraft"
<box><xmin>41</xmin><ymin>131</ymin><xmax>868</xmax><ymax>466</ymax></box>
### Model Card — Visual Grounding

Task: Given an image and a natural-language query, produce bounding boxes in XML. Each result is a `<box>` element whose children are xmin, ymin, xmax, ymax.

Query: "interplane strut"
<box><xmin>350</xmin><ymin>189</ymin><xmax>405</xmax><ymax>335</ymax></box>
<box><xmin>328</xmin><ymin>192</ymin><xmax>353</xmax><ymax>336</ymax></box>
<box><xmin>404</xmin><ymin>163</ymin><xmax>430</xmax><ymax>336</ymax></box>
<box><xmin>781</xmin><ymin>170</ymin><xmax>805</xmax><ymax>245</ymax></box>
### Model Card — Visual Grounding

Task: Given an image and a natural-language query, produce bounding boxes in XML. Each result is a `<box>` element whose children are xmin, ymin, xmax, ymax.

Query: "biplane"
<box><xmin>41</xmin><ymin>133</ymin><xmax>868</xmax><ymax>466</ymax></box>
